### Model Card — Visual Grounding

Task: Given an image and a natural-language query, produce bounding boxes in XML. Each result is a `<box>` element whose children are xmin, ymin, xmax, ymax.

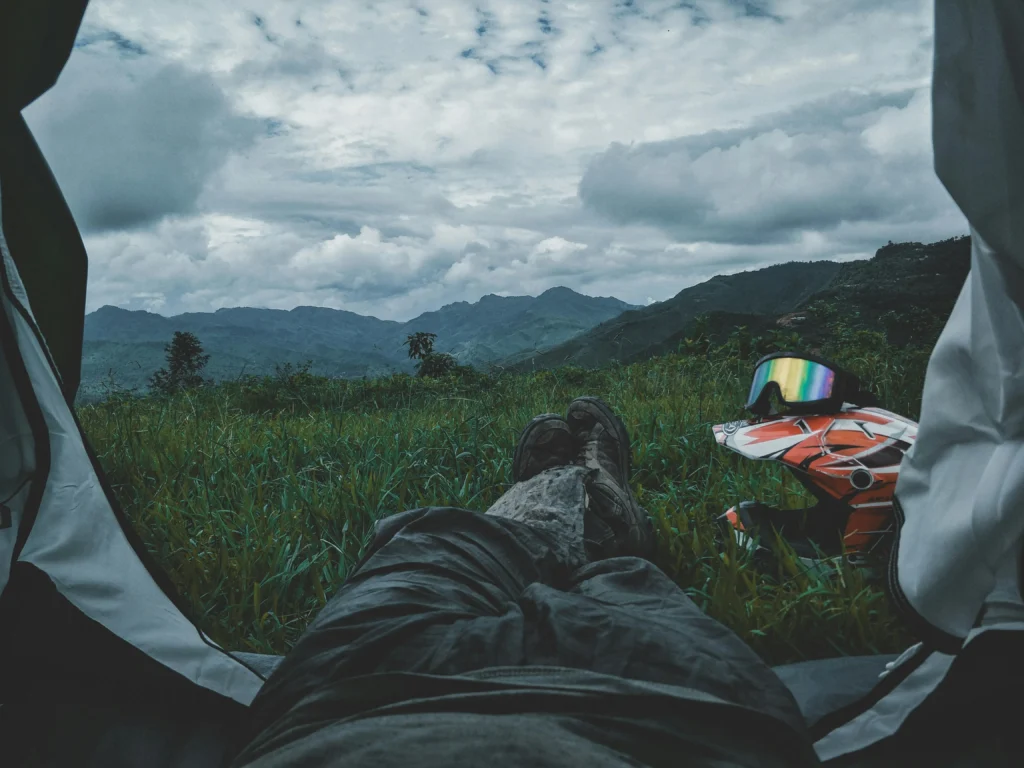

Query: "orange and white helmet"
<box><xmin>712</xmin><ymin>352</ymin><xmax>918</xmax><ymax>565</ymax></box>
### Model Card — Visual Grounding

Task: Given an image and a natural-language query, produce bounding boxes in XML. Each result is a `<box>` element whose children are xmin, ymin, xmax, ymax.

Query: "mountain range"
<box><xmin>504</xmin><ymin>260</ymin><xmax>844</xmax><ymax>370</ymax></box>
<box><xmin>81</xmin><ymin>286</ymin><xmax>638</xmax><ymax>399</ymax></box>
<box><xmin>80</xmin><ymin>236</ymin><xmax>972</xmax><ymax>400</ymax></box>
<box><xmin>509</xmin><ymin>236</ymin><xmax>971</xmax><ymax>371</ymax></box>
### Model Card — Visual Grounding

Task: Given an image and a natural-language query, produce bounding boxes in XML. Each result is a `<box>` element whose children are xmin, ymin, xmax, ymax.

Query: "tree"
<box><xmin>405</xmin><ymin>331</ymin><xmax>437</xmax><ymax>360</ymax></box>
<box><xmin>404</xmin><ymin>331</ymin><xmax>457</xmax><ymax>378</ymax></box>
<box><xmin>150</xmin><ymin>331</ymin><xmax>210</xmax><ymax>395</ymax></box>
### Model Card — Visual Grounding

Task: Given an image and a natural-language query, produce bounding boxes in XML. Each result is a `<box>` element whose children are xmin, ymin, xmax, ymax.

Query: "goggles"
<box><xmin>746</xmin><ymin>352</ymin><xmax>865</xmax><ymax>415</ymax></box>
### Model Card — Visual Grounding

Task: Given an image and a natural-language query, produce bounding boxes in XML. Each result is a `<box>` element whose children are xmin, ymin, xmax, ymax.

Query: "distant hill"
<box><xmin>80</xmin><ymin>287</ymin><xmax>638</xmax><ymax>399</ymax></box>
<box><xmin>80</xmin><ymin>237</ymin><xmax>972</xmax><ymax>400</ymax></box>
<box><xmin>507</xmin><ymin>237</ymin><xmax>971</xmax><ymax>372</ymax></box>
<box><xmin>397</xmin><ymin>286</ymin><xmax>637</xmax><ymax>367</ymax></box>
<box><xmin>793</xmin><ymin>237</ymin><xmax>971</xmax><ymax>348</ymax></box>
<box><xmin>505</xmin><ymin>260</ymin><xmax>843</xmax><ymax>370</ymax></box>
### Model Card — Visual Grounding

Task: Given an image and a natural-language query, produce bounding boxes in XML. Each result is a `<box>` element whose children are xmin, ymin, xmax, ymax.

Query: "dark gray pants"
<box><xmin>233</xmin><ymin>470</ymin><xmax>815</xmax><ymax>767</ymax></box>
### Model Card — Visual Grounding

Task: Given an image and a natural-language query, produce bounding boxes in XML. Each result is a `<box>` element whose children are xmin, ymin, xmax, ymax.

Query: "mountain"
<box><xmin>402</xmin><ymin>287</ymin><xmax>637</xmax><ymax>367</ymax></box>
<box><xmin>506</xmin><ymin>260</ymin><xmax>844</xmax><ymax>370</ymax></box>
<box><xmin>84</xmin><ymin>305</ymin><xmax>402</xmax><ymax>376</ymax></box>
<box><xmin>507</xmin><ymin>236</ymin><xmax>971</xmax><ymax>372</ymax></box>
<box><xmin>792</xmin><ymin>237</ymin><xmax>971</xmax><ymax>347</ymax></box>
<box><xmin>80</xmin><ymin>288</ymin><xmax>639</xmax><ymax>399</ymax></box>
<box><xmin>78</xmin><ymin>237</ymin><xmax>972</xmax><ymax>400</ymax></box>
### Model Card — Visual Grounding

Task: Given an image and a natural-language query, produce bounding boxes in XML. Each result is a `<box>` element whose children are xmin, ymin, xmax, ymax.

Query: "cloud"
<box><xmin>24</xmin><ymin>42</ymin><xmax>260</xmax><ymax>233</ymax></box>
<box><xmin>22</xmin><ymin>0</ymin><xmax>966</xmax><ymax>321</ymax></box>
<box><xmin>289</xmin><ymin>224</ymin><xmax>479</xmax><ymax>300</ymax></box>
<box><xmin>578</xmin><ymin>88</ymin><xmax>953</xmax><ymax>244</ymax></box>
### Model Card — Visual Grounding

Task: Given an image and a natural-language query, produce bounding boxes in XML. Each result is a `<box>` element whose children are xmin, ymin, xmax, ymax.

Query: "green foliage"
<box><xmin>677</xmin><ymin>313</ymin><xmax>713</xmax><ymax>356</ymax></box>
<box><xmin>721</xmin><ymin>325</ymin><xmax>753</xmax><ymax>360</ymax></box>
<box><xmin>785</xmin><ymin>299</ymin><xmax>938</xmax><ymax>410</ymax></box>
<box><xmin>404</xmin><ymin>331</ymin><xmax>437</xmax><ymax>360</ymax></box>
<box><xmin>416</xmin><ymin>352</ymin><xmax>459</xmax><ymax>378</ymax></box>
<box><xmin>149</xmin><ymin>331</ymin><xmax>210</xmax><ymax>395</ymax></box>
<box><xmin>404</xmin><ymin>330</ymin><xmax>459</xmax><ymax>378</ymax></box>
<box><xmin>99</xmin><ymin>366</ymin><xmax>141</xmax><ymax>404</ymax></box>
<box><xmin>78</xmin><ymin>336</ymin><xmax>932</xmax><ymax>665</ymax></box>
<box><xmin>879</xmin><ymin>306</ymin><xmax>947</xmax><ymax>347</ymax></box>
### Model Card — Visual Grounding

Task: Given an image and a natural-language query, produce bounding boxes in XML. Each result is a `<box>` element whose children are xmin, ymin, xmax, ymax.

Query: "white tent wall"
<box><xmin>890</xmin><ymin>0</ymin><xmax>1024</xmax><ymax>646</ymax></box>
<box><xmin>0</xmin><ymin>185</ymin><xmax>264</xmax><ymax>705</ymax></box>
<box><xmin>807</xmin><ymin>1</ymin><xmax>1024</xmax><ymax>760</ymax></box>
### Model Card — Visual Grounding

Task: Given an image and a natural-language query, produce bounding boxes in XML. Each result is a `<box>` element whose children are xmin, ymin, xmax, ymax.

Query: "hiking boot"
<box><xmin>512</xmin><ymin>413</ymin><xmax>577</xmax><ymax>483</ymax></box>
<box><xmin>566</xmin><ymin>396</ymin><xmax>655</xmax><ymax>559</ymax></box>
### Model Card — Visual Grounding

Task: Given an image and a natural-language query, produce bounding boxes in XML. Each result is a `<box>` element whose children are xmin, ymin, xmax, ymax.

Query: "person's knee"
<box><xmin>571</xmin><ymin>555</ymin><xmax>665</xmax><ymax>582</ymax></box>
<box><xmin>569</xmin><ymin>556</ymin><xmax>688</xmax><ymax>604</ymax></box>
<box><xmin>371</xmin><ymin>507</ymin><xmax>469</xmax><ymax>550</ymax></box>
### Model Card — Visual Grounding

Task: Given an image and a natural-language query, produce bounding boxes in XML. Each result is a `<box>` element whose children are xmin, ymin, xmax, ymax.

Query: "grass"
<box><xmin>78</xmin><ymin>335</ymin><xmax>933</xmax><ymax>666</ymax></box>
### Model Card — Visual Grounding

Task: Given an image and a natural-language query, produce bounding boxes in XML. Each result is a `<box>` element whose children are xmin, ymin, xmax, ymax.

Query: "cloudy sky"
<box><xmin>25</xmin><ymin>0</ymin><xmax>966</xmax><ymax>321</ymax></box>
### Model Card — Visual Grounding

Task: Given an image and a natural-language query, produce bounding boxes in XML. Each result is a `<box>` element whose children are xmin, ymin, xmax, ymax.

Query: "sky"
<box><xmin>24</xmin><ymin>0</ymin><xmax>967</xmax><ymax>321</ymax></box>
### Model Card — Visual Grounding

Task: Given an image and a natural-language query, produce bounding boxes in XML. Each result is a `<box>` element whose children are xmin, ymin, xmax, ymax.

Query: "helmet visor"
<box><xmin>746</xmin><ymin>356</ymin><xmax>837</xmax><ymax>411</ymax></box>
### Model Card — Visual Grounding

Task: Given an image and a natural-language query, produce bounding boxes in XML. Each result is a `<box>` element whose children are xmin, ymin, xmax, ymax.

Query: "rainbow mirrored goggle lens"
<box><xmin>746</xmin><ymin>357</ymin><xmax>837</xmax><ymax>409</ymax></box>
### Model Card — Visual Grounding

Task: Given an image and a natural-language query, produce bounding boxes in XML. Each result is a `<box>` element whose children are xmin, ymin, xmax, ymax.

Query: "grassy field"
<box><xmin>78</xmin><ymin>329</ymin><xmax>934</xmax><ymax>666</ymax></box>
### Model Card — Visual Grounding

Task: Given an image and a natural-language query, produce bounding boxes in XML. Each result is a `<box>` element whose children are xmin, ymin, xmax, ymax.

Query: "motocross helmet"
<box><xmin>713</xmin><ymin>352</ymin><xmax>918</xmax><ymax>566</ymax></box>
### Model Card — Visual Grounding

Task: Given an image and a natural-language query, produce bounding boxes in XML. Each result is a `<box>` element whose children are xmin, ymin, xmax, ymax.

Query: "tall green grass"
<box><xmin>78</xmin><ymin>334</ymin><xmax>932</xmax><ymax>666</ymax></box>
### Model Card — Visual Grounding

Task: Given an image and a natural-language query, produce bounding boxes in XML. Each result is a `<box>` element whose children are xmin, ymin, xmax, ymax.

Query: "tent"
<box><xmin>1</xmin><ymin>1</ymin><xmax>1022</xmax><ymax>766</ymax></box>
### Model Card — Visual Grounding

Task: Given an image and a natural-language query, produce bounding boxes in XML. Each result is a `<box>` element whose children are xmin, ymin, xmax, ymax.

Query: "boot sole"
<box><xmin>513</xmin><ymin>413</ymin><xmax>572</xmax><ymax>483</ymax></box>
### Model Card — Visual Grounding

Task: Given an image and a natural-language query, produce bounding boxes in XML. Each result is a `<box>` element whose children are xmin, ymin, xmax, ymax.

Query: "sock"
<box><xmin>486</xmin><ymin>464</ymin><xmax>590</xmax><ymax>570</ymax></box>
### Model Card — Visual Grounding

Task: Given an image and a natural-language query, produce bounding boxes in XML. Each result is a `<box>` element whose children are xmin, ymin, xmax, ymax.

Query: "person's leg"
<box><xmin>243</xmin><ymin>461</ymin><xmax>593</xmax><ymax>740</ymax></box>
<box><xmin>509</xmin><ymin>556</ymin><xmax>808</xmax><ymax>735</ymax></box>
<box><xmin>491</xmin><ymin>398</ymin><xmax>804</xmax><ymax>731</ymax></box>
<box><xmin>241</xmin><ymin>399</ymin><xmax>804</xmax><ymax>748</ymax></box>
<box><xmin>548</xmin><ymin>399</ymin><xmax>802</xmax><ymax>729</ymax></box>
<box><xmin>242</xmin><ymin>409</ymin><xmax>609</xmax><ymax>740</ymax></box>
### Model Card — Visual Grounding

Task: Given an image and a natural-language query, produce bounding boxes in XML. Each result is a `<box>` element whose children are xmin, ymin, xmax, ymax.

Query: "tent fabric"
<box><xmin>769</xmin><ymin>655</ymin><xmax>897</xmax><ymax>731</ymax></box>
<box><xmin>813</xmin><ymin>645</ymin><xmax>953</xmax><ymax>760</ymax></box>
<box><xmin>0</xmin><ymin>0</ymin><xmax>265</xmax><ymax>712</ymax></box>
<box><xmin>0</xmin><ymin>0</ymin><xmax>90</xmax><ymax>402</ymax></box>
<box><xmin>811</xmin><ymin>0</ymin><xmax>1024</xmax><ymax>755</ymax></box>
<box><xmin>0</xmin><ymin>114</ymin><xmax>88</xmax><ymax>402</ymax></box>
<box><xmin>815</xmin><ymin>623</ymin><xmax>1024</xmax><ymax>761</ymax></box>
<box><xmin>1</xmin><ymin>0</ymin><xmax>1024</xmax><ymax>764</ymax></box>
<box><xmin>0</xmin><ymin>239</ymin><xmax>39</xmax><ymax>598</ymax></box>
<box><xmin>0</xmin><ymin>193</ymin><xmax>265</xmax><ymax>705</ymax></box>
<box><xmin>1</xmin><ymin>562</ymin><xmax>250</xmax><ymax>768</ymax></box>
<box><xmin>233</xmin><ymin>652</ymin><xmax>286</xmax><ymax>680</ymax></box>
<box><xmin>890</xmin><ymin>0</ymin><xmax>1024</xmax><ymax>646</ymax></box>
<box><xmin>0</xmin><ymin>0</ymin><xmax>90</xmax><ymax>113</ymax></box>
<box><xmin>822</xmin><ymin>626</ymin><xmax>1024</xmax><ymax>767</ymax></box>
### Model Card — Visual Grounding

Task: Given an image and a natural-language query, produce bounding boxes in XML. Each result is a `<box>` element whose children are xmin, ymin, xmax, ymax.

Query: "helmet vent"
<box><xmin>796</xmin><ymin>419</ymin><xmax>811</xmax><ymax>434</ymax></box>
<box><xmin>850</xmin><ymin>468</ymin><xmax>874</xmax><ymax>490</ymax></box>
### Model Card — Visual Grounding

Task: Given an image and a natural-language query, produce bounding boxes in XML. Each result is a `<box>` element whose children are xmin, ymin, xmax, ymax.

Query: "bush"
<box><xmin>416</xmin><ymin>352</ymin><xmax>458</xmax><ymax>378</ymax></box>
